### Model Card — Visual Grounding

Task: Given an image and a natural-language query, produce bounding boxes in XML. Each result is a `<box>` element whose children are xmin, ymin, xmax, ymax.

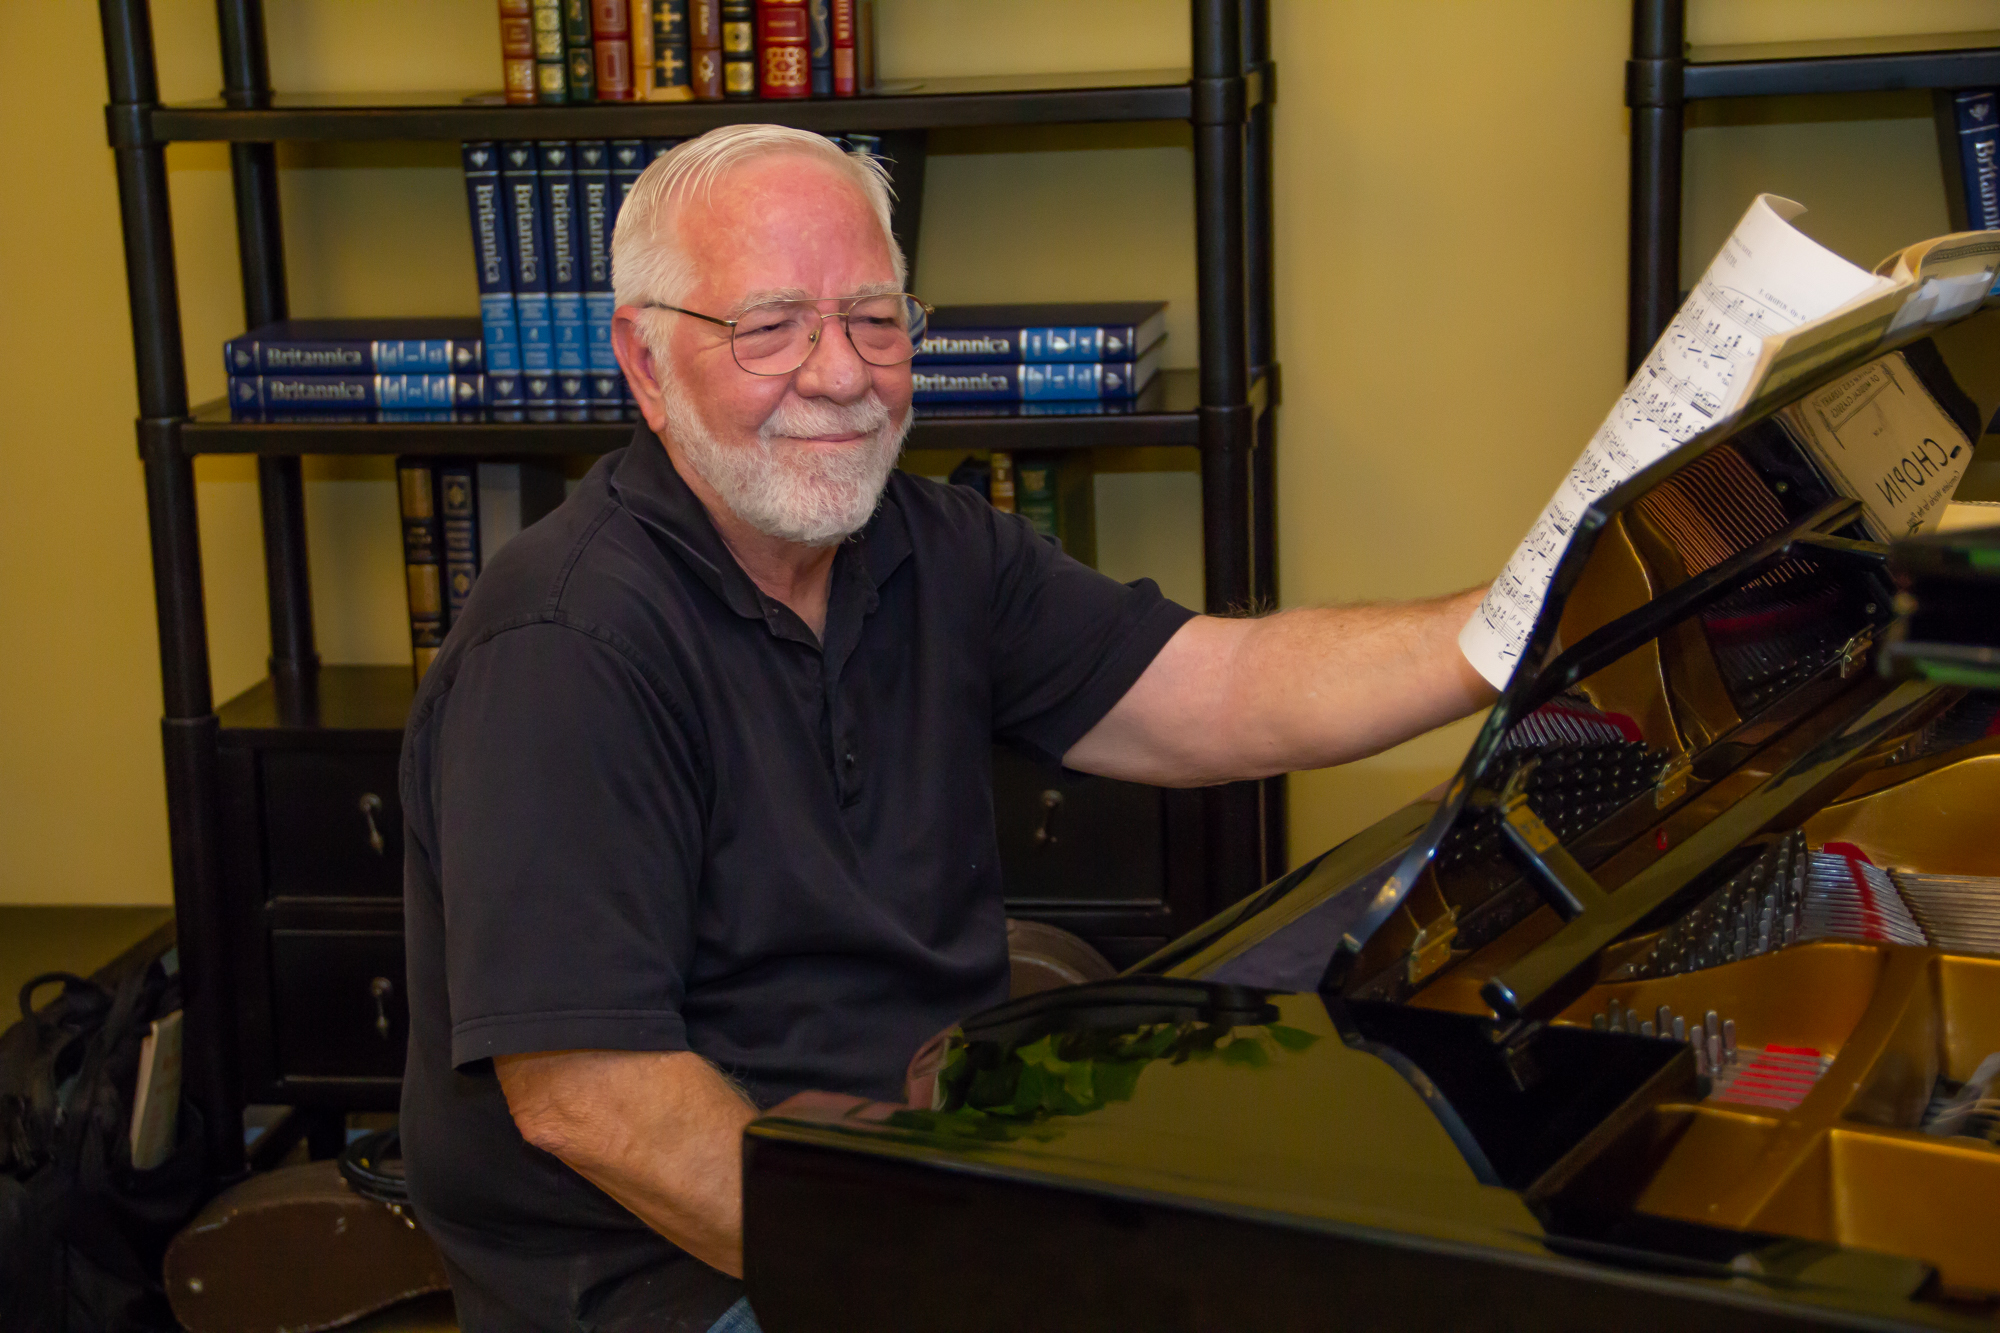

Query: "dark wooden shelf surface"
<box><xmin>147</xmin><ymin>69</ymin><xmax>1193</xmax><ymax>142</ymax></box>
<box><xmin>1683</xmin><ymin>30</ymin><xmax>2000</xmax><ymax>99</ymax></box>
<box><xmin>184</xmin><ymin>368</ymin><xmax>1203</xmax><ymax>456</ymax></box>
<box><xmin>217</xmin><ymin>665</ymin><xmax>415</xmax><ymax>743</ymax></box>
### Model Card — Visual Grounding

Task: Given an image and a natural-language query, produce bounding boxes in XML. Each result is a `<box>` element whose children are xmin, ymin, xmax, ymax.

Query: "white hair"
<box><xmin>611</xmin><ymin>124</ymin><xmax>905</xmax><ymax>312</ymax></box>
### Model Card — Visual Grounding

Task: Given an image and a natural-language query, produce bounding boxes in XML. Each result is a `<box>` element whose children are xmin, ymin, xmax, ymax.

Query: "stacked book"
<box><xmin>949</xmin><ymin>450</ymin><xmax>1097</xmax><ymax>564</ymax></box>
<box><xmin>397</xmin><ymin>458</ymin><xmax>568</xmax><ymax>677</ymax></box>
<box><xmin>501</xmin><ymin>1</ymin><xmax>875</xmax><ymax>104</ymax></box>
<box><xmin>1949</xmin><ymin>90</ymin><xmax>2000</xmax><ymax>230</ymax></box>
<box><xmin>226</xmin><ymin>319</ymin><xmax>491</xmax><ymax>421</ymax></box>
<box><xmin>463</xmin><ymin>139</ymin><xmax>644</xmax><ymax>422</ymax></box>
<box><xmin>913</xmin><ymin>303</ymin><xmax>1167</xmax><ymax>414</ymax></box>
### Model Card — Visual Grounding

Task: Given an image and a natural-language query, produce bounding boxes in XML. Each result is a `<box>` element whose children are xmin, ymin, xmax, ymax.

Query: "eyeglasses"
<box><xmin>643</xmin><ymin>292</ymin><xmax>933</xmax><ymax>376</ymax></box>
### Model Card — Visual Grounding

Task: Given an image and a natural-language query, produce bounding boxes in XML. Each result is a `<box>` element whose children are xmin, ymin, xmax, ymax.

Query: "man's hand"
<box><xmin>1063</xmin><ymin>588</ymin><xmax>1497</xmax><ymax>787</ymax></box>
<box><xmin>495</xmin><ymin>1049</ymin><xmax>757</xmax><ymax>1276</ymax></box>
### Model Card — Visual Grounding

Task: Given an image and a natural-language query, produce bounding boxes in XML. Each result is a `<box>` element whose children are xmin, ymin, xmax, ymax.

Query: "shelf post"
<box><xmin>100</xmin><ymin>0</ymin><xmax>245</xmax><ymax>1173</ymax></box>
<box><xmin>1192</xmin><ymin>0</ymin><xmax>1262</xmax><ymax>909</ymax></box>
<box><xmin>218</xmin><ymin>0</ymin><xmax>319</xmax><ymax>694</ymax></box>
<box><xmin>1240</xmin><ymin>0</ymin><xmax>1284</xmax><ymax>880</ymax></box>
<box><xmin>1627</xmin><ymin>0</ymin><xmax>1686</xmax><ymax>373</ymax></box>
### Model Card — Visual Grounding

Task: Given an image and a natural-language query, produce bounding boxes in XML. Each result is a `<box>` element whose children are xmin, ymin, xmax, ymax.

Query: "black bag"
<box><xmin>0</xmin><ymin>961</ymin><xmax>210</xmax><ymax>1332</ymax></box>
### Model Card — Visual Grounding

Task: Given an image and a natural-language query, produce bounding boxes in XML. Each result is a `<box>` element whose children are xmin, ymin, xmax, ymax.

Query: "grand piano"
<box><xmin>739</xmin><ymin>299</ymin><xmax>2000</xmax><ymax>1329</ymax></box>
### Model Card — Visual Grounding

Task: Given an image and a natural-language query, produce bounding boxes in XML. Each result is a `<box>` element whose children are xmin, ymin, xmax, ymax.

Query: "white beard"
<box><xmin>659</xmin><ymin>374</ymin><xmax>911</xmax><ymax>547</ymax></box>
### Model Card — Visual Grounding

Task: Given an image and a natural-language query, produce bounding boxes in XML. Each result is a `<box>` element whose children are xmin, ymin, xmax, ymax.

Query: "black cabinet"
<box><xmin>106</xmin><ymin>0</ymin><xmax>1278</xmax><ymax>1170</ymax></box>
<box><xmin>261</xmin><ymin>751</ymin><xmax>402</xmax><ymax>898</ymax></box>
<box><xmin>218</xmin><ymin>671</ymin><xmax>411</xmax><ymax>1110</ymax></box>
<box><xmin>269</xmin><ymin>930</ymin><xmax>408</xmax><ymax>1080</ymax></box>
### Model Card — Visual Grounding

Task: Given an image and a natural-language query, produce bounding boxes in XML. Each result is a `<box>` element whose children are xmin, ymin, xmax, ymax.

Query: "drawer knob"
<box><xmin>1032</xmin><ymin>789</ymin><xmax>1064</xmax><ymax>848</ymax></box>
<box><xmin>358</xmin><ymin>793</ymin><xmax>386</xmax><ymax>855</ymax></box>
<box><xmin>369</xmin><ymin>976</ymin><xmax>394</xmax><ymax>1039</ymax></box>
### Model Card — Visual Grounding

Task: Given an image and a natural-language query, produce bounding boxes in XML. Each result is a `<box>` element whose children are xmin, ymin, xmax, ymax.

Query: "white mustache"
<box><xmin>760</xmin><ymin>392</ymin><xmax>893</xmax><ymax>442</ymax></box>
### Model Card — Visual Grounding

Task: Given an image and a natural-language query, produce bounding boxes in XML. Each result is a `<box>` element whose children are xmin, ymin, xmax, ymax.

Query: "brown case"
<box><xmin>164</xmin><ymin>1161</ymin><xmax>450</xmax><ymax>1333</ymax></box>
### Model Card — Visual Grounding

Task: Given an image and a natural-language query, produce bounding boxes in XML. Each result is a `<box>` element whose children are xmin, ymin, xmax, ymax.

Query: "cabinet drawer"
<box><xmin>262</xmin><ymin>750</ymin><xmax>402</xmax><ymax>898</ymax></box>
<box><xmin>993</xmin><ymin>747</ymin><xmax>1164</xmax><ymax>904</ymax></box>
<box><xmin>270</xmin><ymin>930</ymin><xmax>408</xmax><ymax>1080</ymax></box>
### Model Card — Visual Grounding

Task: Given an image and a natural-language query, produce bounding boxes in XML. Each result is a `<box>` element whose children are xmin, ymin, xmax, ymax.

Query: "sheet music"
<box><xmin>1458</xmin><ymin>196</ymin><xmax>1895</xmax><ymax>688</ymax></box>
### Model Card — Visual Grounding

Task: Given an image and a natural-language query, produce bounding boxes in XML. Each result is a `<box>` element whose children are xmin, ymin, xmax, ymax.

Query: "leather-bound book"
<box><xmin>755</xmin><ymin>0</ymin><xmax>810</xmax><ymax>99</ymax></box>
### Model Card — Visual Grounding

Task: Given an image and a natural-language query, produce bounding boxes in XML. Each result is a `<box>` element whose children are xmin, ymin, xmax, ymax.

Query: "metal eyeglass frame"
<box><xmin>640</xmin><ymin>293</ymin><xmax>934</xmax><ymax>376</ymax></box>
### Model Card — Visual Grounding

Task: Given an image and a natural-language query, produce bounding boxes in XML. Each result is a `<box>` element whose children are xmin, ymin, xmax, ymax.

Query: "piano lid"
<box><xmin>1155</xmin><ymin>297</ymin><xmax>2000</xmax><ymax>1024</ymax></box>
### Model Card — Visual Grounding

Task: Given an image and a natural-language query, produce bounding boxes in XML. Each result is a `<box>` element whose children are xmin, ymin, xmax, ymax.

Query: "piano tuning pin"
<box><xmin>1593</xmin><ymin>1013</ymin><xmax>1607</xmax><ymax>1030</ymax></box>
<box><xmin>1723</xmin><ymin>1019</ymin><xmax>1737</xmax><ymax>1063</ymax></box>
<box><xmin>1705</xmin><ymin>1010</ymin><xmax>1721</xmax><ymax>1041</ymax></box>
<box><xmin>1657</xmin><ymin>1005</ymin><xmax>1672</xmax><ymax>1034</ymax></box>
<box><xmin>1708</xmin><ymin>1032</ymin><xmax>1724</xmax><ymax>1072</ymax></box>
<box><xmin>1673</xmin><ymin>1016</ymin><xmax>1687</xmax><ymax>1042</ymax></box>
<box><xmin>1641</xmin><ymin>1021</ymin><xmax>1656</xmax><ymax>1037</ymax></box>
<box><xmin>1693</xmin><ymin>1041</ymin><xmax>1708</xmax><ymax>1077</ymax></box>
<box><xmin>1608</xmin><ymin>999</ymin><xmax>1623</xmax><ymax>1030</ymax></box>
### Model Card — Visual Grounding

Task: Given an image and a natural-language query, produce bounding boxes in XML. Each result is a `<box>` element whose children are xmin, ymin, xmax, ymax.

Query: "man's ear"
<box><xmin>611</xmin><ymin>306</ymin><xmax>670</xmax><ymax>435</ymax></box>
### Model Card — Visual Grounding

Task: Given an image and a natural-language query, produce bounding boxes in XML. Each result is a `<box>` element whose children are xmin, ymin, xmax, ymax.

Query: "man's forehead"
<box><xmin>670</xmin><ymin>157</ymin><xmax>898</xmax><ymax>310</ymax></box>
<box><xmin>725</xmin><ymin>280</ymin><xmax>903</xmax><ymax>313</ymax></box>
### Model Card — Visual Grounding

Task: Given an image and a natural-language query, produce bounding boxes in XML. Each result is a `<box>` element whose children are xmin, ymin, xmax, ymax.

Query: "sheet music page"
<box><xmin>1458</xmin><ymin>196</ymin><xmax>1895</xmax><ymax>689</ymax></box>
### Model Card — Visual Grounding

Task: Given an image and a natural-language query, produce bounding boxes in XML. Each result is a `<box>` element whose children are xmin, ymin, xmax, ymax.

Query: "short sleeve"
<box><xmin>985</xmin><ymin>507</ymin><xmax>1197</xmax><ymax>764</ymax></box>
<box><xmin>428</xmin><ymin>620</ymin><xmax>709</xmax><ymax>1067</ymax></box>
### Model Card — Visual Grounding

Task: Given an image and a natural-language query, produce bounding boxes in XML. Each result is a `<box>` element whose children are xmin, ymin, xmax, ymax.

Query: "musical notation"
<box><xmin>1458</xmin><ymin>196</ymin><xmax>1888</xmax><ymax>687</ymax></box>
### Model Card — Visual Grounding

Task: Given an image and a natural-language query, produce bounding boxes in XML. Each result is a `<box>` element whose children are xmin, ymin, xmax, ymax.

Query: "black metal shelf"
<box><xmin>1625</xmin><ymin>4</ymin><xmax>2000</xmax><ymax>371</ymax></box>
<box><xmin>139</xmin><ymin>69</ymin><xmax>1194</xmax><ymax>143</ymax></box>
<box><xmin>182</xmin><ymin>369</ymin><xmax>1208</xmax><ymax>456</ymax></box>
<box><xmin>1684</xmin><ymin>30</ymin><xmax>2000</xmax><ymax>99</ymax></box>
<box><xmin>106</xmin><ymin>0</ymin><xmax>1281</xmax><ymax>1174</ymax></box>
<box><xmin>216</xmin><ymin>665</ymin><xmax>412</xmax><ymax>743</ymax></box>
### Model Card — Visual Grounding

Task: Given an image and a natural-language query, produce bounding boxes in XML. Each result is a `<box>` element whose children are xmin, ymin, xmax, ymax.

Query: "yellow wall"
<box><xmin>1</xmin><ymin>0</ymin><xmax>1993</xmax><ymax>905</ymax></box>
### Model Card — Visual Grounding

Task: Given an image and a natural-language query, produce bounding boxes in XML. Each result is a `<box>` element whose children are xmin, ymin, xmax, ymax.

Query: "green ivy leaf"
<box><xmin>1219</xmin><ymin>1035</ymin><xmax>1271</xmax><ymax>1068</ymax></box>
<box><xmin>1265</xmin><ymin>1023</ymin><xmax>1319</xmax><ymax>1052</ymax></box>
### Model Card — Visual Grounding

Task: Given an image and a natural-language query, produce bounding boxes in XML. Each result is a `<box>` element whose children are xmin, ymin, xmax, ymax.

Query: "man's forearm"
<box><xmin>1065</xmin><ymin>588</ymin><xmax>1496</xmax><ymax>786</ymax></box>
<box><xmin>1226</xmin><ymin>587</ymin><xmax>1495</xmax><ymax>776</ymax></box>
<box><xmin>496</xmin><ymin>1049</ymin><xmax>757</xmax><ymax>1276</ymax></box>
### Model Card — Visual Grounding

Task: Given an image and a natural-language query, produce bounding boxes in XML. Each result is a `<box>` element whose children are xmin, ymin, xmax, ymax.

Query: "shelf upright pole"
<box><xmin>1240</xmin><ymin>0</ymin><xmax>1284</xmax><ymax>880</ymax></box>
<box><xmin>99</xmin><ymin>0</ymin><xmax>246</xmax><ymax>1174</ymax></box>
<box><xmin>218</xmin><ymin>0</ymin><xmax>319</xmax><ymax>700</ymax></box>
<box><xmin>1627</xmin><ymin>0</ymin><xmax>1685</xmax><ymax>373</ymax></box>
<box><xmin>1191</xmin><ymin>0</ymin><xmax>1261</xmax><ymax>909</ymax></box>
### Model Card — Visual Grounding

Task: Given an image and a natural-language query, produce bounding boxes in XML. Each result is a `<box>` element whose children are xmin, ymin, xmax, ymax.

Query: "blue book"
<box><xmin>610</xmin><ymin>139</ymin><xmax>647</xmax><ymax>221</ymax></box>
<box><xmin>575</xmin><ymin>140</ymin><xmax>619</xmax><ymax>374</ymax></box>
<box><xmin>230</xmin><ymin>408</ymin><xmax>484</xmax><ymax>423</ymax></box>
<box><xmin>644</xmin><ymin>139</ymin><xmax>682</xmax><ymax>165</ymax></box>
<box><xmin>1956</xmin><ymin>92</ymin><xmax>2000</xmax><ymax>231</ymax></box>
<box><xmin>229</xmin><ymin>374</ymin><xmax>488</xmax><ymax>410</ymax></box>
<box><xmin>589</xmin><ymin>371</ymin><xmax>625</xmax><ymax>421</ymax></box>
<box><xmin>910</xmin><ymin>347</ymin><xmax>1161</xmax><ymax>403</ymax></box>
<box><xmin>502</xmin><ymin>141</ymin><xmax>553</xmax><ymax>375</ymax></box>
<box><xmin>557</xmin><ymin>373</ymin><xmax>591</xmax><ymax>421</ymax></box>
<box><xmin>914</xmin><ymin>302</ymin><xmax>1167</xmax><ymax>365</ymax></box>
<box><xmin>807</xmin><ymin>0</ymin><xmax>833</xmax><ymax>97</ymax></box>
<box><xmin>539</xmin><ymin>141</ymin><xmax>587</xmax><ymax>376</ymax></box>
<box><xmin>225</xmin><ymin>318</ymin><xmax>483</xmax><ymax>375</ymax></box>
<box><xmin>461</xmin><ymin>142</ymin><xmax>521</xmax><ymax>375</ymax></box>
<box><xmin>487</xmin><ymin>371</ymin><xmax>526</xmax><ymax>408</ymax></box>
<box><xmin>524</xmin><ymin>372</ymin><xmax>559</xmax><ymax>420</ymax></box>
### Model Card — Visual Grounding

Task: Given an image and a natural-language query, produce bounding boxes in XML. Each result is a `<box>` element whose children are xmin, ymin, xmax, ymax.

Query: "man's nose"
<box><xmin>791</xmin><ymin>315</ymin><xmax>870</xmax><ymax>401</ymax></box>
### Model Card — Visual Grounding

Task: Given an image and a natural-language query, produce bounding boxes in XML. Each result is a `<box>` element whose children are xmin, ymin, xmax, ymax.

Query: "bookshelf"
<box><xmin>1625</xmin><ymin>0</ymin><xmax>2000</xmax><ymax>371</ymax></box>
<box><xmin>102</xmin><ymin>0</ymin><xmax>1279</xmax><ymax>1172</ymax></box>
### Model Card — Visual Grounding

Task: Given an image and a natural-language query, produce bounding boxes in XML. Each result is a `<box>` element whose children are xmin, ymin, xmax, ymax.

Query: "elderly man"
<box><xmin>399</xmin><ymin>124</ymin><xmax>1492</xmax><ymax>1332</ymax></box>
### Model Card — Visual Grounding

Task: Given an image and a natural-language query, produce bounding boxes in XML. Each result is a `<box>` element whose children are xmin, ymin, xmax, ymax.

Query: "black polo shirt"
<box><xmin>398</xmin><ymin>428</ymin><xmax>1193</xmax><ymax>1330</ymax></box>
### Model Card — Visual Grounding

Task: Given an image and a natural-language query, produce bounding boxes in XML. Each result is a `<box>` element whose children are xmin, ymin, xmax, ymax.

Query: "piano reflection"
<box><xmin>740</xmin><ymin>302</ymin><xmax>2000</xmax><ymax>1330</ymax></box>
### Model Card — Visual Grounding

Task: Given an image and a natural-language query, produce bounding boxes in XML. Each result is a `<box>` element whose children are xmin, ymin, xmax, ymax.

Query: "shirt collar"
<box><xmin>609</xmin><ymin>423</ymin><xmax>913</xmax><ymax>640</ymax></box>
